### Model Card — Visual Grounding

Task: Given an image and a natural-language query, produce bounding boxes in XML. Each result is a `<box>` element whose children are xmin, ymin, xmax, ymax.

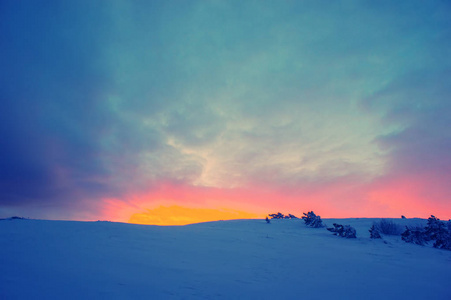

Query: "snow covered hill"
<box><xmin>1</xmin><ymin>217</ymin><xmax>450</xmax><ymax>299</ymax></box>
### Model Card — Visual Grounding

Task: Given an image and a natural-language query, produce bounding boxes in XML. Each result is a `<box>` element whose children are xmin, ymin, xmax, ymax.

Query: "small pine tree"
<box><xmin>265</xmin><ymin>216</ymin><xmax>270</xmax><ymax>224</ymax></box>
<box><xmin>269</xmin><ymin>212</ymin><xmax>285</xmax><ymax>219</ymax></box>
<box><xmin>369</xmin><ymin>225</ymin><xmax>381</xmax><ymax>239</ymax></box>
<box><xmin>401</xmin><ymin>215</ymin><xmax>451</xmax><ymax>251</ymax></box>
<box><xmin>401</xmin><ymin>226</ymin><xmax>426</xmax><ymax>246</ymax></box>
<box><xmin>327</xmin><ymin>223</ymin><xmax>356</xmax><ymax>238</ymax></box>
<box><xmin>302</xmin><ymin>211</ymin><xmax>324</xmax><ymax>228</ymax></box>
<box><xmin>424</xmin><ymin>216</ymin><xmax>451</xmax><ymax>250</ymax></box>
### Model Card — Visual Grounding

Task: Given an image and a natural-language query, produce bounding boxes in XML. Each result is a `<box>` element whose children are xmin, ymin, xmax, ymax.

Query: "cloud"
<box><xmin>364</xmin><ymin>69</ymin><xmax>451</xmax><ymax>213</ymax></box>
<box><xmin>0</xmin><ymin>1</ymin><xmax>114</xmax><ymax>210</ymax></box>
<box><xmin>1</xmin><ymin>0</ymin><xmax>450</xmax><ymax>221</ymax></box>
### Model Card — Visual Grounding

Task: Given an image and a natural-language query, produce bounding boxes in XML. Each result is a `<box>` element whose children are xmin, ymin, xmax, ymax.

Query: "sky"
<box><xmin>1</xmin><ymin>0</ymin><xmax>450</xmax><ymax>225</ymax></box>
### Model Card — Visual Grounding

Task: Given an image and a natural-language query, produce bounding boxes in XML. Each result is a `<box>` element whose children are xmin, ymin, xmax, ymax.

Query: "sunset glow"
<box><xmin>129</xmin><ymin>206</ymin><xmax>263</xmax><ymax>226</ymax></box>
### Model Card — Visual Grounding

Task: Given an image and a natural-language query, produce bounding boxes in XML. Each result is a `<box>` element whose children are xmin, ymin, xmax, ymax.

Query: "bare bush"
<box><xmin>373</xmin><ymin>219</ymin><xmax>403</xmax><ymax>235</ymax></box>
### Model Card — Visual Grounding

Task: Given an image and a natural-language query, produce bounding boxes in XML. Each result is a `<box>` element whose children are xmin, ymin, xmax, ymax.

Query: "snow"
<box><xmin>1</xmin><ymin>217</ymin><xmax>450</xmax><ymax>299</ymax></box>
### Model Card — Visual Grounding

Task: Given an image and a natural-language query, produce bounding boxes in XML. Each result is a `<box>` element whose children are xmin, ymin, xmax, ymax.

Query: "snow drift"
<box><xmin>1</xmin><ymin>217</ymin><xmax>450</xmax><ymax>299</ymax></box>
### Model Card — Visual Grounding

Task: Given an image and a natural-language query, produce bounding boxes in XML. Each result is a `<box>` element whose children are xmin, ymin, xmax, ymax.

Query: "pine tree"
<box><xmin>302</xmin><ymin>211</ymin><xmax>324</xmax><ymax>228</ymax></box>
<box><xmin>369</xmin><ymin>225</ymin><xmax>381</xmax><ymax>239</ymax></box>
<box><xmin>425</xmin><ymin>216</ymin><xmax>451</xmax><ymax>250</ymax></box>
<box><xmin>327</xmin><ymin>223</ymin><xmax>356</xmax><ymax>238</ymax></box>
<box><xmin>401</xmin><ymin>227</ymin><xmax>426</xmax><ymax>246</ymax></box>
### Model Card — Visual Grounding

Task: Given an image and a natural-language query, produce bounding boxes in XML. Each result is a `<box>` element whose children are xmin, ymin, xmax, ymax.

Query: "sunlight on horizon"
<box><xmin>128</xmin><ymin>205</ymin><xmax>264</xmax><ymax>226</ymax></box>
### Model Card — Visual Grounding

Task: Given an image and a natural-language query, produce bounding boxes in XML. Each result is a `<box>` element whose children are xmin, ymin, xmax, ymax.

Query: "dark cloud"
<box><xmin>366</xmin><ymin>68</ymin><xmax>451</xmax><ymax>210</ymax></box>
<box><xmin>0</xmin><ymin>1</ymin><xmax>115</xmax><ymax>209</ymax></box>
<box><xmin>369</xmin><ymin>69</ymin><xmax>451</xmax><ymax>174</ymax></box>
<box><xmin>0</xmin><ymin>1</ymin><xmax>210</xmax><ymax>215</ymax></box>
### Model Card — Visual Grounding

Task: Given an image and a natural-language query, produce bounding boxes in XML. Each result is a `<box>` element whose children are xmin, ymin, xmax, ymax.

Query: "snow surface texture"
<box><xmin>1</xmin><ymin>218</ymin><xmax>450</xmax><ymax>299</ymax></box>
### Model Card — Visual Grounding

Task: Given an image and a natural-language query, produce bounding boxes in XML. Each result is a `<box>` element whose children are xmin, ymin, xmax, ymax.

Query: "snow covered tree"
<box><xmin>424</xmin><ymin>216</ymin><xmax>451</xmax><ymax>250</ymax></box>
<box><xmin>265</xmin><ymin>216</ymin><xmax>270</xmax><ymax>224</ymax></box>
<box><xmin>302</xmin><ymin>211</ymin><xmax>324</xmax><ymax>228</ymax></box>
<box><xmin>327</xmin><ymin>223</ymin><xmax>356</xmax><ymax>238</ymax></box>
<box><xmin>401</xmin><ymin>226</ymin><xmax>426</xmax><ymax>246</ymax></box>
<box><xmin>425</xmin><ymin>216</ymin><xmax>444</xmax><ymax>240</ymax></box>
<box><xmin>369</xmin><ymin>225</ymin><xmax>381</xmax><ymax>239</ymax></box>
<box><xmin>401</xmin><ymin>216</ymin><xmax>451</xmax><ymax>250</ymax></box>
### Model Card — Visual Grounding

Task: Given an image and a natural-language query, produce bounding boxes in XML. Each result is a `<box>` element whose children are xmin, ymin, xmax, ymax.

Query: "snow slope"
<box><xmin>1</xmin><ymin>217</ymin><xmax>450</xmax><ymax>299</ymax></box>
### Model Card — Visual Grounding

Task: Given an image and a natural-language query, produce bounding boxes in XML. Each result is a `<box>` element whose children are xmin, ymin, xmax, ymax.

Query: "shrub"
<box><xmin>369</xmin><ymin>225</ymin><xmax>381</xmax><ymax>239</ymax></box>
<box><xmin>424</xmin><ymin>215</ymin><xmax>451</xmax><ymax>250</ymax></box>
<box><xmin>302</xmin><ymin>211</ymin><xmax>324</xmax><ymax>228</ymax></box>
<box><xmin>269</xmin><ymin>212</ymin><xmax>285</xmax><ymax>219</ymax></box>
<box><xmin>265</xmin><ymin>216</ymin><xmax>270</xmax><ymax>224</ymax></box>
<box><xmin>425</xmin><ymin>215</ymin><xmax>445</xmax><ymax>240</ymax></box>
<box><xmin>327</xmin><ymin>223</ymin><xmax>356</xmax><ymax>238</ymax></box>
<box><xmin>268</xmin><ymin>212</ymin><xmax>298</xmax><ymax>219</ymax></box>
<box><xmin>400</xmin><ymin>216</ymin><xmax>451</xmax><ymax>250</ymax></box>
<box><xmin>402</xmin><ymin>226</ymin><xmax>427</xmax><ymax>246</ymax></box>
<box><xmin>433</xmin><ymin>236</ymin><xmax>451</xmax><ymax>250</ymax></box>
<box><xmin>373</xmin><ymin>219</ymin><xmax>403</xmax><ymax>235</ymax></box>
